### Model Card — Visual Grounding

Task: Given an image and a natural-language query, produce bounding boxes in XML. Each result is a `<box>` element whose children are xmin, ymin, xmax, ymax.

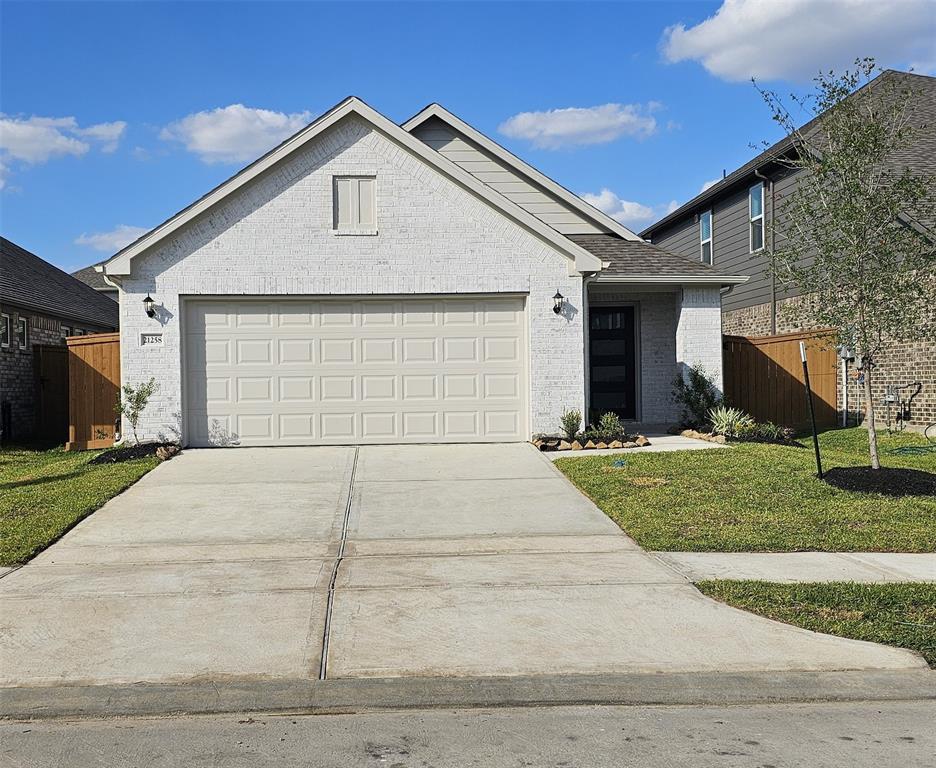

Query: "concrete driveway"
<box><xmin>0</xmin><ymin>444</ymin><xmax>925</xmax><ymax>694</ymax></box>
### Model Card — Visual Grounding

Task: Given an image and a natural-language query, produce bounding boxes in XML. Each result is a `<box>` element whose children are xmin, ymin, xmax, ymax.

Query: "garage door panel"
<box><xmin>320</xmin><ymin>338</ymin><xmax>355</xmax><ymax>364</ymax></box>
<box><xmin>185</xmin><ymin>297</ymin><xmax>527</xmax><ymax>446</ymax></box>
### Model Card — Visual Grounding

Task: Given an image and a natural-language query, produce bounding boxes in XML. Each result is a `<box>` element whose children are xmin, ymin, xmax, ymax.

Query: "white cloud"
<box><xmin>498</xmin><ymin>103</ymin><xmax>659</xmax><ymax>149</ymax></box>
<box><xmin>0</xmin><ymin>115</ymin><xmax>126</xmax><ymax>163</ymax></box>
<box><xmin>74</xmin><ymin>121</ymin><xmax>127</xmax><ymax>153</ymax></box>
<box><xmin>661</xmin><ymin>0</ymin><xmax>936</xmax><ymax>82</ymax></box>
<box><xmin>160</xmin><ymin>104</ymin><xmax>314</xmax><ymax>163</ymax></box>
<box><xmin>700</xmin><ymin>177</ymin><xmax>722</xmax><ymax>192</ymax></box>
<box><xmin>75</xmin><ymin>225</ymin><xmax>149</xmax><ymax>253</ymax></box>
<box><xmin>582</xmin><ymin>188</ymin><xmax>678</xmax><ymax>228</ymax></box>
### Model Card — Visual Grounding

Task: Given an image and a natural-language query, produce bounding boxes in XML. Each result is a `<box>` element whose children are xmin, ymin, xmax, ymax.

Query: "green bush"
<box><xmin>560</xmin><ymin>409</ymin><xmax>582</xmax><ymax>441</ymax></box>
<box><xmin>672</xmin><ymin>365</ymin><xmax>722</xmax><ymax>428</ymax></box>
<box><xmin>709</xmin><ymin>405</ymin><xmax>755</xmax><ymax>438</ymax></box>
<box><xmin>597</xmin><ymin>411</ymin><xmax>624</xmax><ymax>438</ymax></box>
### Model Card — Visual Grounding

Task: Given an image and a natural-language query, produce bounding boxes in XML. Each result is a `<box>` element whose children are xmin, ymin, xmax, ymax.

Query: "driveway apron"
<box><xmin>0</xmin><ymin>448</ymin><xmax>354</xmax><ymax>687</ymax></box>
<box><xmin>0</xmin><ymin>444</ymin><xmax>924</xmax><ymax>691</ymax></box>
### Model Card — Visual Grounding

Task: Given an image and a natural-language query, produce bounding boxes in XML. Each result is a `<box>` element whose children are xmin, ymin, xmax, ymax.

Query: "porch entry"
<box><xmin>589</xmin><ymin>306</ymin><xmax>637</xmax><ymax>421</ymax></box>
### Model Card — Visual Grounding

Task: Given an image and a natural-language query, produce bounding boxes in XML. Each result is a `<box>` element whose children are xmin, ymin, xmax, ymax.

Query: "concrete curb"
<box><xmin>3</xmin><ymin>670</ymin><xmax>935</xmax><ymax>720</ymax></box>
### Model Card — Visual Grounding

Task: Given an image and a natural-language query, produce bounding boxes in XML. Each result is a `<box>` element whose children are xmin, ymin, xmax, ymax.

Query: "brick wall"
<box><xmin>724</xmin><ymin>296</ymin><xmax>936</xmax><ymax>429</ymax></box>
<box><xmin>677</xmin><ymin>286</ymin><xmax>724</xmax><ymax>392</ymax></box>
<box><xmin>1</xmin><ymin>308</ymin><xmax>60</xmax><ymax>439</ymax></box>
<box><xmin>1</xmin><ymin>305</ymin><xmax>114</xmax><ymax>440</ymax></box>
<box><xmin>118</xmin><ymin>116</ymin><xmax>587</xmax><ymax>442</ymax></box>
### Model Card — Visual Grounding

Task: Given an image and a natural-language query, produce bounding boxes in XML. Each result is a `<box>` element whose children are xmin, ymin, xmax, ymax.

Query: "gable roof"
<box><xmin>569</xmin><ymin>235</ymin><xmax>747</xmax><ymax>284</ymax></box>
<box><xmin>402</xmin><ymin>103</ymin><xmax>642</xmax><ymax>242</ymax></box>
<box><xmin>72</xmin><ymin>263</ymin><xmax>117</xmax><ymax>293</ymax></box>
<box><xmin>641</xmin><ymin>70</ymin><xmax>936</xmax><ymax>239</ymax></box>
<box><xmin>0</xmin><ymin>238</ymin><xmax>120</xmax><ymax>328</ymax></box>
<box><xmin>103</xmin><ymin>96</ymin><xmax>603</xmax><ymax>276</ymax></box>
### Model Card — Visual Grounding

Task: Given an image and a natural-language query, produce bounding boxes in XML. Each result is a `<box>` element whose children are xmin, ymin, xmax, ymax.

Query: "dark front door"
<box><xmin>589</xmin><ymin>306</ymin><xmax>637</xmax><ymax>421</ymax></box>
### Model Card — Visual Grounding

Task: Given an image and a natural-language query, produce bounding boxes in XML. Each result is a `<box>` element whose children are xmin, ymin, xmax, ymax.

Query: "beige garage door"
<box><xmin>184</xmin><ymin>297</ymin><xmax>527</xmax><ymax>446</ymax></box>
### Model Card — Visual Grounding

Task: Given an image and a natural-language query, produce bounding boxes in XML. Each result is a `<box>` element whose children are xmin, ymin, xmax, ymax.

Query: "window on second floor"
<box><xmin>699</xmin><ymin>209</ymin><xmax>713</xmax><ymax>265</ymax></box>
<box><xmin>17</xmin><ymin>317</ymin><xmax>28</xmax><ymax>348</ymax></box>
<box><xmin>333</xmin><ymin>176</ymin><xmax>376</xmax><ymax>233</ymax></box>
<box><xmin>749</xmin><ymin>182</ymin><xmax>765</xmax><ymax>252</ymax></box>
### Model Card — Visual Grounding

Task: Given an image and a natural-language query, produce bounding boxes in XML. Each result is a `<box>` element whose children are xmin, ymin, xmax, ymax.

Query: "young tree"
<box><xmin>758</xmin><ymin>60</ymin><xmax>936</xmax><ymax>469</ymax></box>
<box><xmin>116</xmin><ymin>378</ymin><xmax>159</xmax><ymax>445</ymax></box>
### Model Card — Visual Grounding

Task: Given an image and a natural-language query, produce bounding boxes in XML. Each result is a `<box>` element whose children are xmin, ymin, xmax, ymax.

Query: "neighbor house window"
<box><xmin>61</xmin><ymin>326</ymin><xmax>72</xmax><ymax>339</ymax></box>
<box><xmin>333</xmin><ymin>176</ymin><xmax>376</xmax><ymax>233</ymax></box>
<box><xmin>749</xmin><ymin>182</ymin><xmax>765</xmax><ymax>252</ymax></box>
<box><xmin>17</xmin><ymin>317</ymin><xmax>28</xmax><ymax>348</ymax></box>
<box><xmin>0</xmin><ymin>314</ymin><xmax>9</xmax><ymax>348</ymax></box>
<box><xmin>700</xmin><ymin>209</ymin><xmax>713</xmax><ymax>265</ymax></box>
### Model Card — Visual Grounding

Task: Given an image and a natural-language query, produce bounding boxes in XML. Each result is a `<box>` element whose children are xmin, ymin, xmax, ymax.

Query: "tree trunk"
<box><xmin>862</xmin><ymin>360</ymin><xmax>881</xmax><ymax>470</ymax></box>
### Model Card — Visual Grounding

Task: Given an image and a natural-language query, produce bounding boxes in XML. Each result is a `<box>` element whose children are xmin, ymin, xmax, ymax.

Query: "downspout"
<box><xmin>754</xmin><ymin>169</ymin><xmax>776</xmax><ymax>334</ymax></box>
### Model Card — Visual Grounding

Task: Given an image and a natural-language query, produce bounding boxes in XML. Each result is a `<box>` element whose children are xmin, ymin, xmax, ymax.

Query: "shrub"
<box><xmin>709</xmin><ymin>405</ymin><xmax>755</xmax><ymax>438</ymax></box>
<box><xmin>116</xmin><ymin>378</ymin><xmax>159</xmax><ymax>445</ymax></box>
<box><xmin>672</xmin><ymin>365</ymin><xmax>722</xmax><ymax>428</ymax></box>
<box><xmin>751</xmin><ymin>421</ymin><xmax>796</xmax><ymax>443</ymax></box>
<box><xmin>560</xmin><ymin>409</ymin><xmax>582</xmax><ymax>441</ymax></box>
<box><xmin>595</xmin><ymin>411</ymin><xmax>625</xmax><ymax>439</ymax></box>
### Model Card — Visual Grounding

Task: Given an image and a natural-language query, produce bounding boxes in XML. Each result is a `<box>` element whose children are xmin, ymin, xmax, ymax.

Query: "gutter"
<box><xmin>592</xmin><ymin>274</ymin><xmax>749</xmax><ymax>285</ymax></box>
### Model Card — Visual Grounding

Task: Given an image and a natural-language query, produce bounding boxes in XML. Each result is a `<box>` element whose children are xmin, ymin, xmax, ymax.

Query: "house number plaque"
<box><xmin>140</xmin><ymin>333</ymin><xmax>164</xmax><ymax>347</ymax></box>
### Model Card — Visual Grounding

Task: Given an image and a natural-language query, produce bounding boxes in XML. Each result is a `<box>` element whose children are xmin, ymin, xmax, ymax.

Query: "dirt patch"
<box><xmin>823</xmin><ymin>466</ymin><xmax>936</xmax><ymax>498</ymax></box>
<box><xmin>88</xmin><ymin>443</ymin><xmax>177</xmax><ymax>465</ymax></box>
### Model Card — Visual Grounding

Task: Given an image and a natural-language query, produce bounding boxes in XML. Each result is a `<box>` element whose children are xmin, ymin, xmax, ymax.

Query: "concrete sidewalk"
<box><xmin>656</xmin><ymin>552</ymin><xmax>936</xmax><ymax>583</ymax></box>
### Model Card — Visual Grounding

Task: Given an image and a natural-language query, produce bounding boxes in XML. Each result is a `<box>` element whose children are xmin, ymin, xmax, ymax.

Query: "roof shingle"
<box><xmin>569</xmin><ymin>234</ymin><xmax>743</xmax><ymax>280</ymax></box>
<box><xmin>0</xmin><ymin>238</ymin><xmax>119</xmax><ymax>329</ymax></box>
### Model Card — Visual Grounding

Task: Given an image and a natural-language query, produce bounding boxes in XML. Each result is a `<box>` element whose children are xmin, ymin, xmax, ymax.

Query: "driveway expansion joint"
<box><xmin>319</xmin><ymin>447</ymin><xmax>359</xmax><ymax>681</ymax></box>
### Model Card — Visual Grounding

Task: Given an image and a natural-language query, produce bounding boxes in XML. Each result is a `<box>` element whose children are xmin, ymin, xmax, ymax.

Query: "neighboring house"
<box><xmin>100</xmin><ymin>97</ymin><xmax>745</xmax><ymax>448</ymax></box>
<box><xmin>72</xmin><ymin>263</ymin><xmax>119</xmax><ymax>302</ymax></box>
<box><xmin>0</xmin><ymin>237</ymin><xmax>120</xmax><ymax>440</ymax></box>
<box><xmin>642</xmin><ymin>70</ymin><xmax>936</xmax><ymax>429</ymax></box>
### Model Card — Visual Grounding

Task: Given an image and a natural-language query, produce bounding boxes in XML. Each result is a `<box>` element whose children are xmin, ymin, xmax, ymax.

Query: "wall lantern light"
<box><xmin>143</xmin><ymin>294</ymin><xmax>156</xmax><ymax>318</ymax></box>
<box><xmin>552</xmin><ymin>291</ymin><xmax>565</xmax><ymax>315</ymax></box>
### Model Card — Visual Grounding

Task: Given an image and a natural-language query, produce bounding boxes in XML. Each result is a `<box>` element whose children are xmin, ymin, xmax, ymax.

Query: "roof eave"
<box><xmin>593</xmin><ymin>274</ymin><xmax>749</xmax><ymax>285</ymax></box>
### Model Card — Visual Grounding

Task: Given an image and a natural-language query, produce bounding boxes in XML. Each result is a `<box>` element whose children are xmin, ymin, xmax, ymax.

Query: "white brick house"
<box><xmin>101</xmin><ymin>98</ymin><xmax>746</xmax><ymax>447</ymax></box>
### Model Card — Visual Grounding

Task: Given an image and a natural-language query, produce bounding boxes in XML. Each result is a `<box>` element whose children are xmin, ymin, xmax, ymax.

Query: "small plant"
<box><xmin>751</xmin><ymin>421</ymin><xmax>796</xmax><ymax>443</ymax></box>
<box><xmin>115</xmin><ymin>378</ymin><xmax>159</xmax><ymax>445</ymax></box>
<box><xmin>672</xmin><ymin>364</ymin><xmax>722</xmax><ymax>428</ymax></box>
<box><xmin>595</xmin><ymin>411</ymin><xmax>624</xmax><ymax>439</ymax></box>
<box><xmin>709</xmin><ymin>405</ymin><xmax>755</xmax><ymax>438</ymax></box>
<box><xmin>560</xmin><ymin>409</ymin><xmax>582</xmax><ymax>441</ymax></box>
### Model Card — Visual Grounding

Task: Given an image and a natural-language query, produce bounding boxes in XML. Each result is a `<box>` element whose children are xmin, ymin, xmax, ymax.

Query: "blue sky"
<box><xmin>2</xmin><ymin>0</ymin><xmax>934</xmax><ymax>272</ymax></box>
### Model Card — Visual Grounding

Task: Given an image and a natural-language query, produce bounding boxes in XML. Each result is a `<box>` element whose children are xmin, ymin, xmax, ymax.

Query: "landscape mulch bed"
<box><xmin>822</xmin><ymin>466</ymin><xmax>936</xmax><ymax>498</ymax></box>
<box><xmin>88</xmin><ymin>442</ymin><xmax>176</xmax><ymax>465</ymax></box>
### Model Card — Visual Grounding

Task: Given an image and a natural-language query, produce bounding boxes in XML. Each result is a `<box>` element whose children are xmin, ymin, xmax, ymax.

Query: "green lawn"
<box><xmin>0</xmin><ymin>446</ymin><xmax>159</xmax><ymax>566</ymax></box>
<box><xmin>697</xmin><ymin>581</ymin><xmax>936</xmax><ymax>667</ymax></box>
<box><xmin>555</xmin><ymin>428</ymin><xmax>936</xmax><ymax>552</ymax></box>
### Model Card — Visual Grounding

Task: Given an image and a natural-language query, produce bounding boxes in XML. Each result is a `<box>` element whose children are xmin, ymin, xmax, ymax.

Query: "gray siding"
<box><xmin>411</xmin><ymin>117</ymin><xmax>607</xmax><ymax>235</ymax></box>
<box><xmin>650</xmin><ymin>172</ymin><xmax>802</xmax><ymax>313</ymax></box>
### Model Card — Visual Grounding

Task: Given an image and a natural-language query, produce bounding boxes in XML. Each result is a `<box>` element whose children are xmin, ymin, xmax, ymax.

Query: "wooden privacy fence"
<box><xmin>66</xmin><ymin>333</ymin><xmax>120</xmax><ymax>450</ymax></box>
<box><xmin>723</xmin><ymin>329</ymin><xmax>838</xmax><ymax>430</ymax></box>
<box><xmin>33</xmin><ymin>344</ymin><xmax>69</xmax><ymax>442</ymax></box>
